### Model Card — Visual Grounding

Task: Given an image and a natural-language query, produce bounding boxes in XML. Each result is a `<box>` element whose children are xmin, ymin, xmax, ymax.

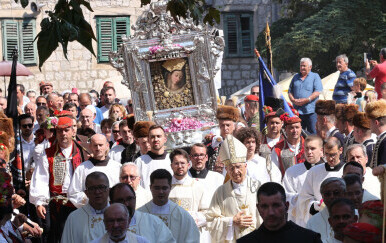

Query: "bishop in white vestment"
<box><xmin>206</xmin><ymin>135</ymin><xmax>261</xmax><ymax>242</ymax></box>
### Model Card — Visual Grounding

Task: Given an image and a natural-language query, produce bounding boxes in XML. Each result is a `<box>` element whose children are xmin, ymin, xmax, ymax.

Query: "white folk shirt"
<box><xmin>296</xmin><ymin>162</ymin><xmax>344</xmax><ymax>227</ymax></box>
<box><xmin>67</xmin><ymin>159</ymin><xmax>121</xmax><ymax>208</ymax></box>
<box><xmin>135</xmin><ymin>152</ymin><xmax>173</xmax><ymax>190</ymax></box>
<box><xmin>135</xmin><ymin>186</ymin><xmax>152</xmax><ymax>209</ymax></box>
<box><xmin>206</xmin><ymin>177</ymin><xmax>261</xmax><ymax>243</ymax></box>
<box><xmin>250</xmin><ymin>154</ymin><xmax>282</xmax><ymax>184</ymax></box>
<box><xmin>61</xmin><ymin>203</ymin><xmax>108</xmax><ymax>243</ymax></box>
<box><xmin>128</xmin><ymin>211</ymin><xmax>176</xmax><ymax>243</ymax></box>
<box><xmin>266</xmin><ymin>136</ymin><xmax>281</xmax><ymax>148</ymax></box>
<box><xmin>29</xmin><ymin>145</ymin><xmax>74</xmax><ymax>206</ymax></box>
<box><xmin>138</xmin><ymin>200</ymin><xmax>200</xmax><ymax>243</ymax></box>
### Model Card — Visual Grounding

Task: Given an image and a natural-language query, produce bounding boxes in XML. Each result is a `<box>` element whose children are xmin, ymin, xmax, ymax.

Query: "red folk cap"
<box><xmin>57</xmin><ymin>117</ymin><xmax>73</xmax><ymax>129</ymax></box>
<box><xmin>244</xmin><ymin>95</ymin><xmax>259</xmax><ymax>102</ymax></box>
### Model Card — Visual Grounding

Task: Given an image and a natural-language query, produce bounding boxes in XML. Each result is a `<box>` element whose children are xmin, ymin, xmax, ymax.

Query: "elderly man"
<box><xmin>62</xmin><ymin>172</ymin><xmax>110</xmax><ymax>243</ymax></box>
<box><xmin>138</xmin><ymin>169</ymin><xmax>200</xmax><ymax>243</ymax></box>
<box><xmin>30</xmin><ymin>116</ymin><xmax>86</xmax><ymax>242</ymax></box>
<box><xmin>283</xmin><ymin>135</ymin><xmax>324</xmax><ymax>225</ymax></box>
<box><xmin>327</xmin><ymin>198</ymin><xmax>358</xmax><ymax>243</ymax></box>
<box><xmin>237</xmin><ymin>182</ymin><xmax>322</xmax><ymax>242</ymax></box>
<box><xmin>365</xmin><ymin>99</ymin><xmax>386</xmax><ymax>167</ymax></box>
<box><xmin>91</xmin><ymin>203</ymin><xmax>149</xmax><ymax>243</ymax></box>
<box><xmin>306</xmin><ymin>177</ymin><xmax>347</xmax><ymax>241</ymax></box>
<box><xmin>119</xmin><ymin>162</ymin><xmax>152</xmax><ymax>209</ymax></box>
<box><xmin>109</xmin><ymin>117</ymin><xmax>136</xmax><ymax>163</ymax></box>
<box><xmin>110</xmin><ymin>183</ymin><xmax>175</xmax><ymax>243</ymax></box>
<box><xmin>366</xmin><ymin>48</ymin><xmax>386</xmax><ymax>98</ymax></box>
<box><xmin>288</xmin><ymin>57</ymin><xmax>323</xmax><ymax>134</ymax></box>
<box><xmin>134</xmin><ymin>125</ymin><xmax>173</xmax><ymax>189</ymax></box>
<box><xmin>297</xmin><ymin>137</ymin><xmax>345</xmax><ymax>226</ymax></box>
<box><xmin>271</xmin><ymin>112</ymin><xmax>305</xmax><ymax>176</ymax></box>
<box><xmin>206</xmin><ymin>135</ymin><xmax>261</xmax><ymax>242</ymax></box>
<box><xmin>68</xmin><ymin>134</ymin><xmax>121</xmax><ymax>208</ymax></box>
<box><xmin>345</xmin><ymin>144</ymin><xmax>380</xmax><ymax>199</ymax></box>
<box><xmin>315</xmin><ymin>100</ymin><xmax>345</xmax><ymax>145</ymax></box>
<box><xmin>243</xmin><ymin>95</ymin><xmax>260</xmax><ymax>129</ymax></box>
<box><xmin>79</xmin><ymin>93</ymin><xmax>104</xmax><ymax>124</ymax></box>
<box><xmin>39</xmin><ymin>81</ymin><xmax>53</xmax><ymax>95</ymax></box>
<box><xmin>78</xmin><ymin>107</ymin><xmax>101</xmax><ymax>134</ymax></box>
<box><xmin>46</xmin><ymin>93</ymin><xmax>60</xmax><ymax>115</ymax></box>
<box><xmin>333</xmin><ymin>54</ymin><xmax>357</xmax><ymax>104</ymax></box>
<box><xmin>24</xmin><ymin>102</ymin><xmax>39</xmax><ymax>132</ymax></box>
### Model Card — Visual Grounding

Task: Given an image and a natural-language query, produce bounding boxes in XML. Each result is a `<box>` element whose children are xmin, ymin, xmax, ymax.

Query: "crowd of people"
<box><xmin>0</xmin><ymin>48</ymin><xmax>385</xmax><ymax>243</ymax></box>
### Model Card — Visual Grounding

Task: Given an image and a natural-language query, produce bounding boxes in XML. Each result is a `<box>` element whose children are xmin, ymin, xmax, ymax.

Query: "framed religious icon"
<box><xmin>110</xmin><ymin>0</ymin><xmax>224</xmax><ymax>148</ymax></box>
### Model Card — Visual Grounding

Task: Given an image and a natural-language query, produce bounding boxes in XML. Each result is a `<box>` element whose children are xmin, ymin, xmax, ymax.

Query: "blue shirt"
<box><xmin>332</xmin><ymin>69</ymin><xmax>356</xmax><ymax>103</ymax></box>
<box><xmin>93</xmin><ymin>107</ymin><xmax>104</xmax><ymax>124</ymax></box>
<box><xmin>288</xmin><ymin>71</ymin><xmax>323</xmax><ymax>115</ymax></box>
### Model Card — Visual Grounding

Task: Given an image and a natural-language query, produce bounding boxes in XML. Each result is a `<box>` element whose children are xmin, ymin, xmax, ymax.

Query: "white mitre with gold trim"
<box><xmin>218</xmin><ymin>134</ymin><xmax>247</xmax><ymax>167</ymax></box>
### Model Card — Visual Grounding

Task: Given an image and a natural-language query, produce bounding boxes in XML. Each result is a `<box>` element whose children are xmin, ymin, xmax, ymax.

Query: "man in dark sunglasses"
<box><xmin>19</xmin><ymin>114</ymin><xmax>36</xmax><ymax>174</ymax></box>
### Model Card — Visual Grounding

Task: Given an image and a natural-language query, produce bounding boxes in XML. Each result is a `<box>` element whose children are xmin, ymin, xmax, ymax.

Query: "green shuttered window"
<box><xmin>2</xmin><ymin>18</ymin><xmax>37</xmax><ymax>65</ymax></box>
<box><xmin>223</xmin><ymin>13</ymin><xmax>254</xmax><ymax>57</ymax></box>
<box><xmin>96</xmin><ymin>16</ymin><xmax>130</xmax><ymax>63</ymax></box>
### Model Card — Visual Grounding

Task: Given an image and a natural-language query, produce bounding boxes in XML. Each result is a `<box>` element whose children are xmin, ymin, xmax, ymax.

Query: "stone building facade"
<box><xmin>0</xmin><ymin>0</ymin><xmax>281</xmax><ymax>98</ymax></box>
<box><xmin>213</xmin><ymin>0</ymin><xmax>282</xmax><ymax>97</ymax></box>
<box><xmin>0</xmin><ymin>0</ymin><xmax>144</xmax><ymax>97</ymax></box>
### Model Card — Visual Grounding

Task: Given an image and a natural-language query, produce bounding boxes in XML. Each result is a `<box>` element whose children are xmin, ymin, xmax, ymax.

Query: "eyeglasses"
<box><xmin>191</xmin><ymin>153</ymin><xmax>206</xmax><ymax>159</ymax></box>
<box><xmin>37</xmin><ymin>102</ymin><xmax>46</xmax><ymax>106</ymax></box>
<box><xmin>22</xmin><ymin>124</ymin><xmax>33</xmax><ymax>129</ymax></box>
<box><xmin>120</xmin><ymin>175</ymin><xmax>138</xmax><ymax>181</ymax></box>
<box><xmin>113</xmin><ymin>130</ymin><xmax>120</xmax><ymax>134</ymax></box>
<box><xmin>86</xmin><ymin>185</ymin><xmax>108</xmax><ymax>192</ymax></box>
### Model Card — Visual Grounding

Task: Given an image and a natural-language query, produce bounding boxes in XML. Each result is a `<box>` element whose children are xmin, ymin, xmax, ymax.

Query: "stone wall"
<box><xmin>0</xmin><ymin>0</ymin><xmax>145</xmax><ymax>98</ymax></box>
<box><xmin>213</xmin><ymin>0</ymin><xmax>282</xmax><ymax>97</ymax></box>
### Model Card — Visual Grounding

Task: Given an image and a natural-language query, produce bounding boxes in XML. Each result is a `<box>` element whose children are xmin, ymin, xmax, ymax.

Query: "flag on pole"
<box><xmin>255</xmin><ymin>49</ymin><xmax>294</xmax><ymax>130</ymax></box>
<box><xmin>264</xmin><ymin>21</ymin><xmax>274</xmax><ymax>77</ymax></box>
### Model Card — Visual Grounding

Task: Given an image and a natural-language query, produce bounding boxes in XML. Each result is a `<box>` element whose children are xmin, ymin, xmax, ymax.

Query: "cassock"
<box><xmin>128</xmin><ymin>210</ymin><xmax>176</xmax><ymax>243</ymax></box>
<box><xmin>109</xmin><ymin>140</ymin><xmax>136</xmax><ymax>164</ymax></box>
<box><xmin>206</xmin><ymin>176</ymin><xmax>261</xmax><ymax>242</ymax></box>
<box><xmin>61</xmin><ymin>203</ymin><xmax>107</xmax><ymax>243</ymax></box>
<box><xmin>296</xmin><ymin>162</ymin><xmax>344</xmax><ymax>227</ymax></box>
<box><xmin>236</xmin><ymin>221</ymin><xmax>322</xmax><ymax>243</ymax></box>
<box><xmin>135</xmin><ymin>151</ymin><xmax>173</xmax><ymax>190</ymax></box>
<box><xmin>306</xmin><ymin>192</ymin><xmax>373</xmax><ymax>241</ymax></box>
<box><xmin>67</xmin><ymin>158</ymin><xmax>121</xmax><ymax>208</ymax></box>
<box><xmin>188</xmin><ymin>168</ymin><xmax>224</xmax><ymax>198</ymax></box>
<box><xmin>91</xmin><ymin>231</ymin><xmax>150</xmax><ymax>243</ymax></box>
<box><xmin>283</xmin><ymin>161</ymin><xmax>321</xmax><ymax>224</ymax></box>
<box><xmin>138</xmin><ymin>200</ymin><xmax>200</xmax><ymax>243</ymax></box>
<box><xmin>135</xmin><ymin>186</ymin><xmax>152</xmax><ymax>209</ymax></box>
<box><xmin>250</xmin><ymin>154</ymin><xmax>282</xmax><ymax>184</ymax></box>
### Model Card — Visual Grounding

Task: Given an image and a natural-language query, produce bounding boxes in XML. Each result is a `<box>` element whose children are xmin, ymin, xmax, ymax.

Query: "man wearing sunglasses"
<box><xmin>19</xmin><ymin>114</ymin><xmax>36</xmax><ymax>174</ymax></box>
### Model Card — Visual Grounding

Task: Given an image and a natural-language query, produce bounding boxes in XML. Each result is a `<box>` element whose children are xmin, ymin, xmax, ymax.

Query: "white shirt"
<box><xmin>20</xmin><ymin>135</ymin><xmax>35</xmax><ymax>171</ymax></box>
<box><xmin>266</xmin><ymin>136</ymin><xmax>281</xmax><ymax>148</ymax></box>
<box><xmin>100</xmin><ymin>106</ymin><xmax>109</xmax><ymax>119</ymax></box>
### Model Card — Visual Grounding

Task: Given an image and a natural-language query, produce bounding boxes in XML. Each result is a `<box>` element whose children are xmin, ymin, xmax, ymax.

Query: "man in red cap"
<box><xmin>39</xmin><ymin>81</ymin><xmax>53</xmax><ymax>96</ymax></box>
<box><xmin>343</xmin><ymin>222</ymin><xmax>381</xmax><ymax>243</ymax></box>
<box><xmin>30</xmin><ymin>115</ymin><xmax>86</xmax><ymax>243</ymax></box>
<box><xmin>243</xmin><ymin>95</ymin><xmax>260</xmax><ymax>130</ymax></box>
<box><xmin>271</xmin><ymin>112</ymin><xmax>305</xmax><ymax>176</ymax></box>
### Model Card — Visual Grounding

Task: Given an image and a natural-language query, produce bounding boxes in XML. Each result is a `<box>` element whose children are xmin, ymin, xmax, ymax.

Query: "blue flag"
<box><xmin>258</xmin><ymin>56</ymin><xmax>294</xmax><ymax>129</ymax></box>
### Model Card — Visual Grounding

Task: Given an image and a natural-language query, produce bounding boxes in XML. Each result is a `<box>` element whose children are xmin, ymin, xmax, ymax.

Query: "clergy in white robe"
<box><xmin>91</xmin><ymin>231</ymin><xmax>149</xmax><ymax>243</ymax></box>
<box><xmin>137</xmin><ymin>168</ymin><xmax>200</xmax><ymax>243</ymax></box>
<box><xmin>206</xmin><ymin>135</ymin><xmax>262</xmax><ymax>242</ymax></box>
<box><xmin>62</xmin><ymin>171</ymin><xmax>111</xmax><ymax>243</ymax></box>
<box><xmin>283</xmin><ymin>135</ymin><xmax>325</xmax><ymax>224</ymax></box>
<box><xmin>134</xmin><ymin>126</ymin><xmax>173</xmax><ymax>190</ymax></box>
<box><xmin>138</xmin><ymin>200</ymin><xmax>199</xmax><ymax>243</ymax></box>
<box><xmin>109</xmin><ymin>182</ymin><xmax>176</xmax><ymax>243</ymax></box>
<box><xmin>297</xmin><ymin>137</ymin><xmax>345</xmax><ymax>227</ymax></box>
<box><xmin>119</xmin><ymin>162</ymin><xmax>152</xmax><ymax>209</ymax></box>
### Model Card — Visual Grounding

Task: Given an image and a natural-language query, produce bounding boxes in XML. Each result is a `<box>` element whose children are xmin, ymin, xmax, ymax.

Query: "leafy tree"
<box><xmin>256</xmin><ymin>0</ymin><xmax>386</xmax><ymax>78</ymax></box>
<box><xmin>13</xmin><ymin>0</ymin><xmax>220</xmax><ymax>70</ymax></box>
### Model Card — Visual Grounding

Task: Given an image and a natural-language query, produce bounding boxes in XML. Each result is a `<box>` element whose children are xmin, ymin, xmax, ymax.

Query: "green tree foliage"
<box><xmin>14</xmin><ymin>0</ymin><xmax>220</xmax><ymax>70</ymax></box>
<box><xmin>256</xmin><ymin>0</ymin><xmax>386</xmax><ymax>77</ymax></box>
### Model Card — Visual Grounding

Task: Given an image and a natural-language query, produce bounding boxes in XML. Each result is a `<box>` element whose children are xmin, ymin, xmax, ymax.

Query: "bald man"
<box><xmin>47</xmin><ymin>93</ymin><xmax>59</xmax><ymax>115</ymax></box>
<box><xmin>24</xmin><ymin>102</ymin><xmax>39</xmax><ymax>132</ymax></box>
<box><xmin>79</xmin><ymin>108</ymin><xmax>101</xmax><ymax>134</ymax></box>
<box><xmin>68</xmin><ymin>134</ymin><xmax>122</xmax><ymax>208</ymax></box>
